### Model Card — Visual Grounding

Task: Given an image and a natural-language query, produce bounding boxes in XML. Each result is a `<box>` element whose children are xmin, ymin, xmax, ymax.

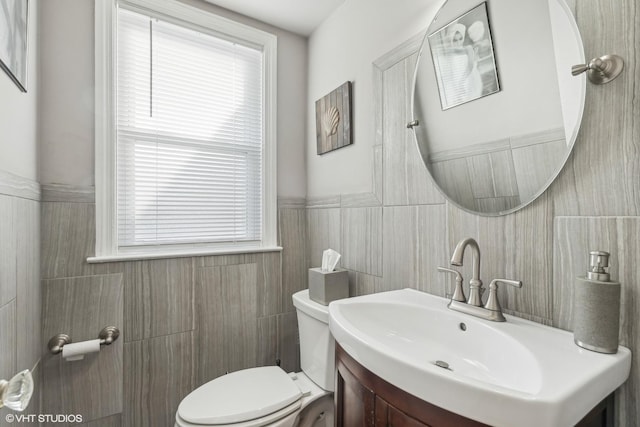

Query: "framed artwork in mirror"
<box><xmin>428</xmin><ymin>2</ymin><xmax>498</xmax><ymax>110</ymax></box>
<box><xmin>315</xmin><ymin>81</ymin><xmax>352</xmax><ymax>155</ymax></box>
<box><xmin>0</xmin><ymin>0</ymin><xmax>29</xmax><ymax>92</ymax></box>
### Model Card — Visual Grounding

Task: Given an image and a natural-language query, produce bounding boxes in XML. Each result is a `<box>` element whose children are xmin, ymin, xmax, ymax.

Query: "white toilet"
<box><xmin>175</xmin><ymin>289</ymin><xmax>335</xmax><ymax>427</ymax></box>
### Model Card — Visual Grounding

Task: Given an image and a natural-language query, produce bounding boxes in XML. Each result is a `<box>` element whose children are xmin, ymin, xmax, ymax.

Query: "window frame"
<box><xmin>93</xmin><ymin>0</ymin><xmax>278</xmax><ymax>262</ymax></box>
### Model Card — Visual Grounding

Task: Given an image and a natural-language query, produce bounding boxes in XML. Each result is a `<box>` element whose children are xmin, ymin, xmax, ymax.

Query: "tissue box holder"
<box><xmin>308</xmin><ymin>267</ymin><xmax>349</xmax><ymax>305</ymax></box>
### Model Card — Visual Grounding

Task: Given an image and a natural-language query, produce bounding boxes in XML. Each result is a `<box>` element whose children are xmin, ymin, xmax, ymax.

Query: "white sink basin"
<box><xmin>328</xmin><ymin>289</ymin><xmax>631</xmax><ymax>427</ymax></box>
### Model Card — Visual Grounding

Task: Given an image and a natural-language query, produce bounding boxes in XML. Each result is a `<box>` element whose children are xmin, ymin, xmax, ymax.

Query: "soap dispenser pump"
<box><xmin>573</xmin><ymin>251</ymin><xmax>621</xmax><ymax>354</ymax></box>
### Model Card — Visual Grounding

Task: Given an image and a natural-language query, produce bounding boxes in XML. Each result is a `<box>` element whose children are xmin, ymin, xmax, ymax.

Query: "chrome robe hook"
<box><xmin>572</xmin><ymin>54</ymin><xmax>624</xmax><ymax>85</ymax></box>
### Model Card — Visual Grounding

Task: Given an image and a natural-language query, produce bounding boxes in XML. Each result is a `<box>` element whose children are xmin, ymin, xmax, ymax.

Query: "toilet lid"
<box><xmin>178</xmin><ymin>366</ymin><xmax>302</xmax><ymax>425</ymax></box>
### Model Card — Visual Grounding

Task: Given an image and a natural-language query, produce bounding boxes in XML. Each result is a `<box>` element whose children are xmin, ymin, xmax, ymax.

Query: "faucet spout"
<box><xmin>450</xmin><ymin>238</ymin><xmax>483</xmax><ymax>306</ymax></box>
<box><xmin>451</xmin><ymin>238</ymin><xmax>480</xmax><ymax>282</ymax></box>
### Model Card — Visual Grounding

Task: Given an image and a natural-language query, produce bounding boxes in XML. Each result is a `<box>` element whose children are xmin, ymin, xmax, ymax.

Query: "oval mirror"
<box><xmin>411</xmin><ymin>0</ymin><xmax>585</xmax><ymax>215</ymax></box>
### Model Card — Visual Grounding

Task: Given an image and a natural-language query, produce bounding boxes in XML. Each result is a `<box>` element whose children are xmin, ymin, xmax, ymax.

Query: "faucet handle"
<box><xmin>437</xmin><ymin>267</ymin><xmax>466</xmax><ymax>302</ymax></box>
<box><xmin>484</xmin><ymin>279</ymin><xmax>523</xmax><ymax>313</ymax></box>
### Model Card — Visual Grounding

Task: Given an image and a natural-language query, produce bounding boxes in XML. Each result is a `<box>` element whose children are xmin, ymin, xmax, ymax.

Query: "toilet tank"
<box><xmin>292</xmin><ymin>290</ymin><xmax>335</xmax><ymax>392</ymax></box>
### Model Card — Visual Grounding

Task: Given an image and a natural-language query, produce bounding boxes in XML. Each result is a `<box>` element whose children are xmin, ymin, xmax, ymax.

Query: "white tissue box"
<box><xmin>308</xmin><ymin>268</ymin><xmax>349</xmax><ymax>305</ymax></box>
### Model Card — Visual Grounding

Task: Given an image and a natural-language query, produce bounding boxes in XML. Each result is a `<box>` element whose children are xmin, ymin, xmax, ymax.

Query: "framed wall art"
<box><xmin>428</xmin><ymin>2</ymin><xmax>499</xmax><ymax>110</ymax></box>
<box><xmin>0</xmin><ymin>0</ymin><xmax>29</xmax><ymax>92</ymax></box>
<box><xmin>315</xmin><ymin>81</ymin><xmax>352</xmax><ymax>155</ymax></box>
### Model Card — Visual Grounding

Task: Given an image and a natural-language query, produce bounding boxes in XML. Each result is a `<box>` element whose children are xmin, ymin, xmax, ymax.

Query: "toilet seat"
<box><xmin>177</xmin><ymin>366</ymin><xmax>303</xmax><ymax>426</ymax></box>
<box><xmin>175</xmin><ymin>400</ymin><xmax>300</xmax><ymax>427</ymax></box>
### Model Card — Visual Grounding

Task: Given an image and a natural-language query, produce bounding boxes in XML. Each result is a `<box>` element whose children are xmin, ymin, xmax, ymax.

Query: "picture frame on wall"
<box><xmin>428</xmin><ymin>2</ymin><xmax>499</xmax><ymax>110</ymax></box>
<box><xmin>0</xmin><ymin>0</ymin><xmax>29</xmax><ymax>92</ymax></box>
<box><xmin>315</xmin><ymin>81</ymin><xmax>353</xmax><ymax>155</ymax></box>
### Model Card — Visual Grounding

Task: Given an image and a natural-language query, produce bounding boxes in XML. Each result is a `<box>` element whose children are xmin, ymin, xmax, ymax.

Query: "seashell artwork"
<box><xmin>315</xmin><ymin>81</ymin><xmax>353</xmax><ymax>155</ymax></box>
<box><xmin>322</xmin><ymin>106</ymin><xmax>340</xmax><ymax>137</ymax></box>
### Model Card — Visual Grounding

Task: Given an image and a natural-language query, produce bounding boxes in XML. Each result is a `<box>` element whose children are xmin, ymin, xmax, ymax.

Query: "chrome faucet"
<box><xmin>438</xmin><ymin>238</ymin><xmax>523</xmax><ymax>322</ymax></box>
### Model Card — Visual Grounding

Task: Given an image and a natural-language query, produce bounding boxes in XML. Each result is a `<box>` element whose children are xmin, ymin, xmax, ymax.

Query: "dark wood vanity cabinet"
<box><xmin>335</xmin><ymin>344</ymin><xmax>486</xmax><ymax>427</ymax></box>
<box><xmin>335</xmin><ymin>344</ymin><xmax>613</xmax><ymax>427</ymax></box>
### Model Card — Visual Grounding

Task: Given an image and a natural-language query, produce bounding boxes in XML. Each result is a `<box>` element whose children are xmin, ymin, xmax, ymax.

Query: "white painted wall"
<box><xmin>38</xmin><ymin>0</ymin><xmax>93</xmax><ymax>187</ymax></box>
<box><xmin>0</xmin><ymin>0</ymin><xmax>39</xmax><ymax>180</ymax></box>
<box><xmin>307</xmin><ymin>0</ymin><xmax>443</xmax><ymax>198</ymax></box>
<box><xmin>274</xmin><ymin>31</ymin><xmax>308</xmax><ymax>198</ymax></box>
<box><xmin>38</xmin><ymin>0</ymin><xmax>308</xmax><ymax>198</ymax></box>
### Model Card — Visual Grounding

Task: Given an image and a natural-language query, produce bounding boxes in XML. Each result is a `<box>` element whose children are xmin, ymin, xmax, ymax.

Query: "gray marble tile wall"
<box><xmin>427</xmin><ymin>130</ymin><xmax>565</xmax><ymax>212</ymax></box>
<box><xmin>40</xmin><ymin>189</ymin><xmax>305</xmax><ymax>427</ymax></box>
<box><xmin>341</xmin><ymin>207</ymin><xmax>383</xmax><ymax>276</ymax></box>
<box><xmin>304</xmin><ymin>1</ymin><xmax>639</xmax><ymax>425</ymax></box>
<box><xmin>41</xmin><ymin>275</ymin><xmax>124</xmax><ymax>424</ymax></box>
<box><xmin>554</xmin><ymin>217</ymin><xmax>640</xmax><ymax>424</ymax></box>
<box><xmin>0</xmin><ymin>172</ymin><xmax>41</xmax><ymax>427</ymax></box>
<box><xmin>124</xmin><ymin>332</ymin><xmax>194</xmax><ymax>427</ymax></box>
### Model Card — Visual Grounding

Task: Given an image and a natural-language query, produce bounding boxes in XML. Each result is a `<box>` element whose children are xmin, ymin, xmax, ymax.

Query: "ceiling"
<box><xmin>202</xmin><ymin>0</ymin><xmax>345</xmax><ymax>36</ymax></box>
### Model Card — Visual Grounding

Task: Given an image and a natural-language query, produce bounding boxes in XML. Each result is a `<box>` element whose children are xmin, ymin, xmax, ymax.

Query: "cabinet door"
<box><xmin>389</xmin><ymin>406</ymin><xmax>431</xmax><ymax>427</ymax></box>
<box><xmin>376</xmin><ymin>397</ymin><xmax>431</xmax><ymax>427</ymax></box>
<box><xmin>336</xmin><ymin>357</ymin><xmax>375</xmax><ymax>427</ymax></box>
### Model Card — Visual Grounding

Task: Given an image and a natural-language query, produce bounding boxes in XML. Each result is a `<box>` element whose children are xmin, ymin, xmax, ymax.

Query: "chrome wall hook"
<box><xmin>572</xmin><ymin>54</ymin><xmax>624</xmax><ymax>85</ymax></box>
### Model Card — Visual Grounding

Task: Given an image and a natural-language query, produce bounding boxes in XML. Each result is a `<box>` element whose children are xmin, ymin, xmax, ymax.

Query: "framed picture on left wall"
<box><xmin>0</xmin><ymin>0</ymin><xmax>29</xmax><ymax>92</ymax></box>
<box><xmin>315</xmin><ymin>81</ymin><xmax>353</xmax><ymax>155</ymax></box>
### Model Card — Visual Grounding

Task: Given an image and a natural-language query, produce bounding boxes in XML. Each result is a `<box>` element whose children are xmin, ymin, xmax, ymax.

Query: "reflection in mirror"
<box><xmin>411</xmin><ymin>0</ymin><xmax>585</xmax><ymax>215</ymax></box>
<box><xmin>428</xmin><ymin>2</ymin><xmax>500</xmax><ymax>110</ymax></box>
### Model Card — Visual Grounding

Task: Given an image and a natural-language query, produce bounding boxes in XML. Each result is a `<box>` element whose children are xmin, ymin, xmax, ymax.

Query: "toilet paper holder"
<box><xmin>48</xmin><ymin>326</ymin><xmax>120</xmax><ymax>355</ymax></box>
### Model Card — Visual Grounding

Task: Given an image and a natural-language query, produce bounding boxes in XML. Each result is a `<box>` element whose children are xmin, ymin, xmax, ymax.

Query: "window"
<box><xmin>94</xmin><ymin>0</ymin><xmax>277</xmax><ymax>260</ymax></box>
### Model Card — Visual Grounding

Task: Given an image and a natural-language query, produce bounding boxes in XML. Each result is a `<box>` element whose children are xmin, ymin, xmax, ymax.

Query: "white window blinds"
<box><xmin>116</xmin><ymin>7</ymin><xmax>264</xmax><ymax>248</ymax></box>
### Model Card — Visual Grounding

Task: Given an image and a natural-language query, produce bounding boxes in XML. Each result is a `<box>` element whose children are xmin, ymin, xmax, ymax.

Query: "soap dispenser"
<box><xmin>573</xmin><ymin>251</ymin><xmax>621</xmax><ymax>354</ymax></box>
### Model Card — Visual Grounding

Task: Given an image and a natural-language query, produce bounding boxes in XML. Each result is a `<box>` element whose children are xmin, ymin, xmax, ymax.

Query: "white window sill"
<box><xmin>87</xmin><ymin>245</ymin><xmax>283</xmax><ymax>263</ymax></box>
